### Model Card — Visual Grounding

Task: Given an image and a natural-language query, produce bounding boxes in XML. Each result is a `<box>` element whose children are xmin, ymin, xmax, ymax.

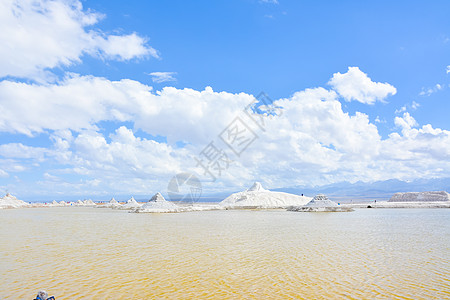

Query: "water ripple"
<box><xmin>0</xmin><ymin>208</ymin><xmax>449</xmax><ymax>299</ymax></box>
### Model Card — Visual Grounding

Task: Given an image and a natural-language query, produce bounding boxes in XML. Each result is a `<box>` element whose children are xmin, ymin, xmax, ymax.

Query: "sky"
<box><xmin>0</xmin><ymin>0</ymin><xmax>449</xmax><ymax>201</ymax></box>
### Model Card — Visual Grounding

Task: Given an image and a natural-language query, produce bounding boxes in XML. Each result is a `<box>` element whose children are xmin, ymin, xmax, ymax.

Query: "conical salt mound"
<box><xmin>98</xmin><ymin>197</ymin><xmax>120</xmax><ymax>208</ymax></box>
<box><xmin>84</xmin><ymin>199</ymin><xmax>96</xmax><ymax>206</ymax></box>
<box><xmin>136</xmin><ymin>193</ymin><xmax>180</xmax><ymax>213</ymax></box>
<box><xmin>247</xmin><ymin>182</ymin><xmax>266</xmax><ymax>192</ymax></box>
<box><xmin>119</xmin><ymin>196</ymin><xmax>142</xmax><ymax>210</ymax></box>
<box><xmin>149</xmin><ymin>192</ymin><xmax>165</xmax><ymax>202</ymax></box>
<box><xmin>304</xmin><ymin>194</ymin><xmax>338</xmax><ymax>207</ymax></box>
<box><xmin>288</xmin><ymin>194</ymin><xmax>353</xmax><ymax>212</ymax></box>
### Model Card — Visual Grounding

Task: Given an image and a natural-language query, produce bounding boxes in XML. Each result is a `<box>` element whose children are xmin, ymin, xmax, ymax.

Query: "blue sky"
<box><xmin>79</xmin><ymin>0</ymin><xmax>450</xmax><ymax>134</ymax></box>
<box><xmin>0</xmin><ymin>0</ymin><xmax>449</xmax><ymax>200</ymax></box>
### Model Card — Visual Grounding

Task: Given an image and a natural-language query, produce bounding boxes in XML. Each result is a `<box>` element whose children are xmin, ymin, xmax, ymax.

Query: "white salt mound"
<box><xmin>389</xmin><ymin>191</ymin><xmax>450</xmax><ymax>202</ymax></box>
<box><xmin>83</xmin><ymin>199</ymin><xmax>96</xmax><ymax>206</ymax></box>
<box><xmin>97</xmin><ymin>197</ymin><xmax>120</xmax><ymax>208</ymax></box>
<box><xmin>106</xmin><ymin>197</ymin><xmax>121</xmax><ymax>208</ymax></box>
<box><xmin>136</xmin><ymin>192</ymin><xmax>180</xmax><ymax>213</ymax></box>
<box><xmin>118</xmin><ymin>197</ymin><xmax>142</xmax><ymax>210</ymax></box>
<box><xmin>220</xmin><ymin>182</ymin><xmax>311</xmax><ymax>208</ymax></box>
<box><xmin>304</xmin><ymin>194</ymin><xmax>338</xmax><ymax>207</ymax></box>
<box><xmin>288</xmin><ymin>194</ymin><xmax>353</xmax><ymax>212</ymax></box>
<box><xmin>0</xmin><ymin>193</ymin><xmax>30</xmax><ymax>209</ymax></box>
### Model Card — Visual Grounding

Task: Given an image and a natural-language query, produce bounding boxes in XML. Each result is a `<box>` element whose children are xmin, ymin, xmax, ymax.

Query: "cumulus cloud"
<box><xmin>394</xmin><ymin>112</ymin><xmax>418</xmax><ymax>133</ymax></box>
<box><xmin>148</xmin><ymin>72</ymin><xmax>177</xmax><ymax>83</ymax></box>
<box><xmin>382</xmin><ymin>123</ymin><xmax>450</xmax><ymax>179</ymax></box>
<box><xmin>0</xmin><ymin>76</ymin><xmax>254</xmax><ymax>146</ymax></box>
<box><xmin>0</xmin><ymin>0</ymin><xmax>157</xmax><ymax>80</ymax></box>
<box><xmin>328</xmin><ymin>67</ymin><xmax>397</xmax><ymax>104</ymax></box>
<box><xmin>259</xmin><ymin>0</ymin><xmax>279</xmax><ymax>4</ymax></box>
<box><xmin>96</xmin><ymin>33</ymin><xmax>158</xmax><ymax>61</ymax></box>
<box><xmin>0</xmin><ymin>70</ymin><xmax>448</xmax><ymax>195</ymax></box>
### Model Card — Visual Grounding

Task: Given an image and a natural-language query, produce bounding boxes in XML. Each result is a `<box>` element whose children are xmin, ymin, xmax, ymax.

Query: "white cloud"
<box><xmin>447</xmin><ymin>65</ymin><xmax>450</xmax><ymax>74</ymax></box>
<box><xmin>0</xmin><ymin>143</ymin><xmax>48</xmax><ymax>160</ymax></box>
<box><xmin>419</xmin><ymin>84</ymin><xmax>443</xmax><ymax>96</ymax></box>
<box><xmin>0</xmin><ymin>70</ymin><xmax>449</xmax><ymax>195</ymax></box>
<box><xmin>148</xmin><ymin>72</ymin><xmax>177</xmax><ymax>83</ymax></box>
<box><xmin>259</xmin><ymin>0</ymin><xmax>279</xmax><ymax>4</ymax></box>
<box><xmin>0</xmin><ymin>0</ymin><xmax>157</xmax><ymax>80</ymax></box>
<box><xmin>0</xmin><ymin>75</ymin><xmax>253</xmax><ymax>145</ymax></box>
<box><xmin>382</xmin><ymin>123</ymin><xmax>450</xmax><ymax>177</ymax></box>
<box><xmin>396</xmin><ymin>101</ymin><xmax>420</xmax><ymax>114</ymax></box>
<box><xmin>395</xmin><ymin>106</ymin><xmax>407</xmax><ymax>114</ymax></box>
<box><xmin>0</xmin><ymin>158</ymin><xmax>28</xmax><ymax>173</ymax></box>
<box><xmin>328</xmin><ymin>67</ymin><xmax>397</xmax><ymax>104</ymax></box>
<box><xmin>394</xmin><ymin>112</ymin><xmax>418</xmax><ymax>133</ymax></box>
<box><xmin>375</xmin><ymin>116</ymin><xmax>386</xmax><ymax>124</ymax></box>
<box><xmin>96</xmin><ymin>33</ymin><xmax>158</xmax><ymax>61</ymax></box>
<box><xmin>0</xmin><ymin>169</ymin><xmax>8</xmax><ymax>178</ymax></box>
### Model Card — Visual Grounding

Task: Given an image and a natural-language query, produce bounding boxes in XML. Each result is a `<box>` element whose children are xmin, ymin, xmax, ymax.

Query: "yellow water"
<box><xmin>0</xmin><ymin>207</ymin><xmax>449</xmax><ymax>299</ymax></box>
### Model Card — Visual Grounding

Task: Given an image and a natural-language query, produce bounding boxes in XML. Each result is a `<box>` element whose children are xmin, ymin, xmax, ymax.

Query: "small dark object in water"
<box><xmin>34</xmin><ymin>290</ymin><xmax>55</xmax><ymax>300</ymax></box>
<box><xmin>367</xmin><ymin>205</ymin><xmax>372</xmax><ymax>208</ymax></box>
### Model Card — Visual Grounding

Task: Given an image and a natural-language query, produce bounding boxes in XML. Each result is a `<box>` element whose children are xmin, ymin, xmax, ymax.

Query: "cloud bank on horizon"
<box><xmin>0</xmin><ymin>0</ymin><xmax>449</xmax><ymax>198</ymax></box>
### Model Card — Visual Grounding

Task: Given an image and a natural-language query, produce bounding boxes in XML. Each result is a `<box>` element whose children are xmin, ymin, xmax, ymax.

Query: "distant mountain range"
<box><xmin>273</xmin><ymin>177</ymin><xmax>450</xmax><ymax>202</ymax></box>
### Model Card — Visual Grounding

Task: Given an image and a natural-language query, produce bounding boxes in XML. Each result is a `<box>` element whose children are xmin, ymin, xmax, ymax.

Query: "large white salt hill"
<box><xmin>220</xmin><ymin>182</ymin><xmax>311</xmax><ymax>208</ymax></box>
<box><xmin>389</xmin><ymin>191</ymin><xmax>450</xmax><ymax>202</ymax></box>
<box><xmin>118</xmin><ymin>197</ymin><xmax>142</xmax><ymax>210</ymax></box>
<box><xmin>0</xmin><ymin>193</ymin><xmax>30</xmax><ymax>209</ymax></box>
<box><xmin>135</xmin><ymin>193</ymin><xmax>180</xmax><ymax>213</ymax></box>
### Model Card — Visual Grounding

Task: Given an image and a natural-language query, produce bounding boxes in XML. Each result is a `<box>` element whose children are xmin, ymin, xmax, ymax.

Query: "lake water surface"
<box><xmin>0</xmin><ymin>207</ymin><xmax>449</xmax><ymax>299</ymax></box>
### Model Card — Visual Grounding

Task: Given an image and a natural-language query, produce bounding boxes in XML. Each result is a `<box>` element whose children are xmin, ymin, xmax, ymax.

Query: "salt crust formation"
<box><xmin>389</xmin><ymin>191</ymin><xmax>450</xmax><ymax>202</ymax></box>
